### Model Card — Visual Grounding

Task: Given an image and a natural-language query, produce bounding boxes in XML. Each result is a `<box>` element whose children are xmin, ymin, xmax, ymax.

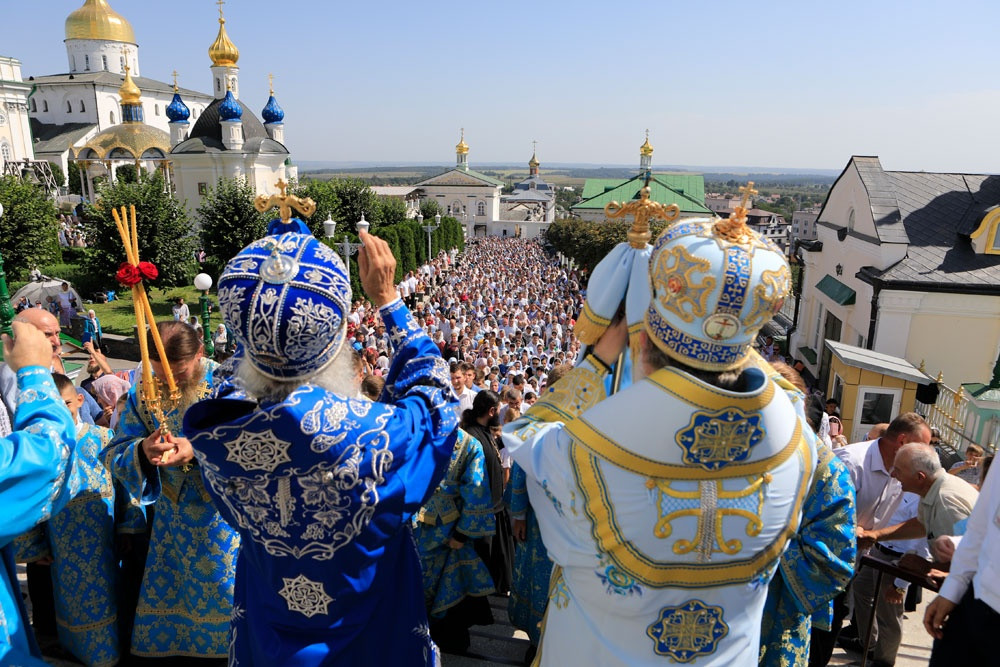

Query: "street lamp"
<box><xmin>194</xmin><ymin>272</ymin><xmax>214</xmax><ymax>357</ymax></box>
<box><xmin>0</xmin><ymin>203</ymin><xmax>14</xmax><ymax>336</ymax></box>
<box><xmin>323</xmin><ymin>214</ymin><xmax>366</xmax><ymax>271</ymax></box>
<box><xmin>420</xmin><ymin>212</ymin><xmax>441</xmax><ymax>262</ymax></box>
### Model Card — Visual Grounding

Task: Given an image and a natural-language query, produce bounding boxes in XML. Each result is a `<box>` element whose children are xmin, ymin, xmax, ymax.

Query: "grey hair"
<box><xmin>897</xmin><ymin>442</ymin><xmax>942</xmax><ymax>476</ymax></box>
<box><xmin>235</xmin><ymin>345</ymin><xmax>360</xmax><ymax>403</ymax></box>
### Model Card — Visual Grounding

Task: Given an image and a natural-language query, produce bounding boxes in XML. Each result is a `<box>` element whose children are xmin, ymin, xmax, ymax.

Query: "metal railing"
<box><xmin>914</xmin><ymin>375</ymin><xmax>997</xmax><ymax>456</ymax></box>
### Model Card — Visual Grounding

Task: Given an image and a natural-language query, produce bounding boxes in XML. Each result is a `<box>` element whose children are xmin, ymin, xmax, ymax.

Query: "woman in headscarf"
<box><xmin>91</xmin><ymin>374</ymin><xmax>132</xmax><ymax>429</ymax></box>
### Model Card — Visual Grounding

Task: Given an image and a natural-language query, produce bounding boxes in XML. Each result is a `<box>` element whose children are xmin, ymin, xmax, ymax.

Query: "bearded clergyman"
<box><xmin>183</xmin><ymin>224</ymin><xmax>460</xmax><ymax>664</ymax></box>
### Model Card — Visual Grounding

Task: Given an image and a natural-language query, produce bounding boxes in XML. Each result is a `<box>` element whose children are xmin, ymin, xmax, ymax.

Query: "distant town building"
<box><xmin>704</xmin><ymin>194</ymin><xmax>747</xmax><ymax>216</ymax></box>
<box><xmin>572</xmin><ymin>133</ymin><xmax>712</xmax><ymax>221</ymax></box>
<box><xmin>790</xmin><ymin>208</ymin><xmax>820</xmax><ymax>244</ymax></box>
<box><xmin>790</xmin><ymin>155</ymin><xmax>1000</xmax><ymax>447</ymax></box>
<box><xmin>745</xmin><ymin>208</ymin><xmax>790</xmax><ymax>254</ymax></box>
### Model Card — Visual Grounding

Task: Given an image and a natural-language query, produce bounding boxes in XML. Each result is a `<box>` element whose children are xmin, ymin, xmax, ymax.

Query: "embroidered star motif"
<box><xmin>278</xmin><ymin>574</ymin><xmax>334</xmax><ymax>618</ymax></box>
<box><xmin>224</xmin><ymin>429</ymin><xmax>292</xmax><ymax>472</ymax></box>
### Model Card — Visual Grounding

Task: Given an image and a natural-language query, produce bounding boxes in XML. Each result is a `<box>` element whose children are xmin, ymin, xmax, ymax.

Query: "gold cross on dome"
<box><xmin>738</xmin><ymin>181</ymin><xmax>758</xmax><ymax>210</ymax></box>
<box><xmin>254</xmin><ymin>179</ymin><xmax>317</xmax><ymax>223</ymax></box>
<box><xmin>172</xmin><ymin>70</ymin><xmax>179</xmax><ymax>91</ymax></box>
<box><xmin>268</xmin><ymin>73</ymin><xmax>274</xmax><ymax>95</ymax></box>
<box><xmin>604</xmin><ymin>183</ymin><xmax>680</xmax><ymax>248</ymax></box>
<box><xmin>216</xmin><ymin>0</ymin><xmax>226</xmax><ymax>19</ymax></box>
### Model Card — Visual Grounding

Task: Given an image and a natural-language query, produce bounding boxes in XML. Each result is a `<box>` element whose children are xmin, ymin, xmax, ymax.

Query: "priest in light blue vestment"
<box><xmin>0</xmin><ymin>322</ymin><xmax>83</xmax><ymax>666</ymax></box>
<box><xmin>184</xmin><ymin>222</ymin><xmax>459</xmax><ymax>665</ymax></box>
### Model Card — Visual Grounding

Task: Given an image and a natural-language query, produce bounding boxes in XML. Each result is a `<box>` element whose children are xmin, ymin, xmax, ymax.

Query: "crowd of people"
<box><xmin>58</xmin><ymin>214</ymin><xmax>87</xmax><ymax>248</ymax></box>
<box><xmin>0</xmin><ymin>218</ymin><xmax>997</xmax><ymax>667</ymax></box>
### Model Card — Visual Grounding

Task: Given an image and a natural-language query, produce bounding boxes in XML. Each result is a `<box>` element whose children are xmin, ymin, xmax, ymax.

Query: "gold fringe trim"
<box><xmin>575</xmin><ymin>301</ymin><xmax>611</xmax><ymax>345</ymax></box>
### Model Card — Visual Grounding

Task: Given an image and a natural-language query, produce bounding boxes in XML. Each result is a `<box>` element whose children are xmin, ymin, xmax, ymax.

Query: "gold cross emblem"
<box><xmin>647</xmin><ymin>600</ymin><xmax>729</xmax><ymax>662</ymax></box>
<box><xmin>254</xmin><ymin>179</ymin><xmax>317</xmax><ymax>223</ymax></box>
<box><xmin>604</xmin><ymin>181</ymin><xmax>680</xmax><ymax>248</ymax></box>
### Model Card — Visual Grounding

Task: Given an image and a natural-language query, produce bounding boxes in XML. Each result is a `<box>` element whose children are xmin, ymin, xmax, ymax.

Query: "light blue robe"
<box><xmin>184</xmin><ymin>299</ymin><xmax>459</xmax><ymax>665</ymax></box>
<box><xmin>103</xmin><ymin>358</ymin><xmax>238</xmax><ymax>659</ymax></box>
<box><xmin>413</xmin><ymin>428</ymin><xmax>496</xmax><ymax>617</ymax></box>
<box><xmin>0</xmin><ymin>367</ymin><xmax>81</xmax><ymax>666</ymax></box>
<box><xmin>508</xmin><ymin>461</ymin><xmax>554</xmax><ymax>645</ymax></box>
<box><xmin>16</xmin><ymin>423</ymin><xmax>120</xmax><ymax>667</ymax></box>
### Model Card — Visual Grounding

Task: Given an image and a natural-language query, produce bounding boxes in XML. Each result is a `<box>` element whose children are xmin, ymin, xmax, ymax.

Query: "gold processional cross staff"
<box><xmin>111</xmin><ymin>205</ymin><xmax>181</xmax><ymax>459</ymax></box>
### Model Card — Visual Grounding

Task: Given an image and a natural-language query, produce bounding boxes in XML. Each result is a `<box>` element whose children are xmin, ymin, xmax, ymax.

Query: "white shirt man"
<box><xmin>923</xmin><ymin>456</ymin><xmax>999</xmax><ymax>664</ymax></box>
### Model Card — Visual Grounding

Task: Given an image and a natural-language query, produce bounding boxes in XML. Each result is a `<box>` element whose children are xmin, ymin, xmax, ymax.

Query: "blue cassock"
<box><xmin>103</xmin><ymin>358</ymin><xmax>238</xmax><ymax>659</ymax></box>
<box><xmin>0</xmin><ymin>367</ymin><xmax>81</xmax><ymax>666</ymax></box>
<box><xmin>15</xmin><ymin>423</ymin><xmax>121</xmax><ymax>667</ymax></box>
<box><xmin>184</xmin><ymin>299</ymin><xmax>460</xmax><ymax>666</ymax></box>
<box><xmin>508</xmin><ymin>461</ymin><xmax>553</xmax><ymax>645</ymax></box>
<box><xmin>412</xmin><ymin>429</ymin><xmax>496</xmax><ymax>617</ymax></box>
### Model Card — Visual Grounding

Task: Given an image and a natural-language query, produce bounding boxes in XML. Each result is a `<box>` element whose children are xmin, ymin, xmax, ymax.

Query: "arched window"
<box><xmin>847</xmin><ymin>207</ymin><xmax>855</xmax><ymax>231</ymax></box>
<box><xmin>67</xmin><ymin>100</ymin><xmax>73</xmax><ymax>112</ymax></box>
<box><xmin>120</xmin><ymin>56</ymin><xmax>125</xmax><ymax>72</ymax></box>
<box><xmin>0</xmin><ymin>143</ymin><xmax>12</xmax><ymax>162</ymax></box>
<box><xmin>216</xmin><ymin>77</ymin><xmax>221</xmax><ymax>92</ymax></box>
<box><xmin>72</xmin><ymin>55</ymin><xmax>77</xmax><ymax>72</ymax></box>
<box><xmin>43</xmin><ymin>100</ymin><xmax>48</xmax><ymax>112</ymax></box>
<box><xmin>79</xmin><ymin>100</ymin><xmax>85</xmax><ymax>113</ymax></box>
<box><xmin>110</xmin><ymin>111</ymin><xmax>115</xmax><ymax>124</ymax></box>
<box><xmin>154</xmin><ymin>104</ymin><xmax>160</xmax><ymax>116</ymax></box>
<box><xmin>102</xmin><ymin>55</ymin><xmax>108</xmax><ymax>71</ymax></box>
<box><xmin>84</xmin><ymin>54</ymin><xmax>90</xmax><ymax>71</ymax></box>
<box><xmin>477</xmin><ymin>201</ymin><xmax>486</xmax><ymax>217</ymax></box>
<box><xmin>29</xmin><ymin>98</ymin><xmax>36</xmax><ymax>112</ymax></box>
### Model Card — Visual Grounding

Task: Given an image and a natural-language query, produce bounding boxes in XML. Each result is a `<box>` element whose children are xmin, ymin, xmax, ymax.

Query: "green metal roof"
<box><xmin>815</xmin><ymin>274</ymin><xmax>856</xmax><ymax>306</ymax></box>
<box><xmin>580</xmin><ymin>173</ymin><xmax>706</xmax><ymax>202</ymax></box>
<box><xmin>572</xmin><ymin>174</ymin><xmax>711</xmax><ymax>215</ymax></box>
<box><xmin>797</xmin><ymin>346</ymin><xmax>818</xmax><ymax>364</ymax></box>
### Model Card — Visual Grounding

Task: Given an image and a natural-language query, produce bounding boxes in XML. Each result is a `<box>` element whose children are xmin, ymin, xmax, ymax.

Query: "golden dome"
<box><xmin>76</xmin><ymin>123</ymin><xmax>170</xmax><ymax>161</ymax></box>
<box><xmin>456</xmin><ymin>129</ymin><xmax>469</xmax><ymax>155</ymax></box>
<box><xmin>640</xmin><ymin>134</ymin><xmax>654</xmax><ymax>157</ymax></box>
<box><xmin>209</xmin><ymin>16</ymin><xmax>240</xmax><ymax>67</ymax></box>
<box><xmin>65</xmin><ymin>0</ymin><xmax>136</xmax><ymax>44</ymax></box>
<box><xmin>528</xmin><ymin>151</ymin><xmax>539</xmax><ymax>168</ymax></box>
<box><xmin>118</xmin><ymin>65</ymin><xmax>141</xmax><ymax>105</ymax></box>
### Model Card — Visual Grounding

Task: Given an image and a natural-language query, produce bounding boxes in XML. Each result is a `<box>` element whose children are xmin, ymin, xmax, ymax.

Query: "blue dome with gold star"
<box><xmin>261</xmin><ymin>94</ymin><xmax>284</xmax><ymax>124</ymax></box>
<box><xmin>219</xmin><ymin>89</ymin><xmax>242</xmax><ymax>122</ymax></box>
<box><xmin>166</xmin><ymin>92</ymin><xmax>190</xmax><ymax>122</ymax></box>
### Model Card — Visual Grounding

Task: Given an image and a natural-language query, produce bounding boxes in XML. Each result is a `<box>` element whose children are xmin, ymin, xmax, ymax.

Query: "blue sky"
<box><xmin>8</xmin><ymin>0</ymin><xmax>1000</xmax><ymax>172</ymax></box>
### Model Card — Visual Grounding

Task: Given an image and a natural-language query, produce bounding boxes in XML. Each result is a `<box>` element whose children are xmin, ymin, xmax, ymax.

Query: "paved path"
<box><xmin>440</xmin><ymin>595</ymin><xmax>933</xmax><ymax>666</ymax></box>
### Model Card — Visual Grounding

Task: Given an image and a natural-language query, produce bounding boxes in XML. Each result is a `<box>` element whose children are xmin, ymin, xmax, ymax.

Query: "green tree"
<box><xmin>294</xmin><ymin>179</ymin><xmax>339</xmax><ymax>237</ymax></box>
<box><xmin>330</xmin><ymin>178</ymin><xmax>380</xmax><ymax>233</ymax></box>
<box><xmin>82</xmin><ymin>171</ymin><xmax>197</xmax><ymax>289</ymax></box>
<box><xmin>377</xmin><ymin>196</ymin><xmax>408</xmax><ymax>227</ymax></box>
<box><xmin>0</xmin><ymin>176</ymin><xmax>62</xmax><ymax>279</ymax></box>
<box><xmin>68</xmin><ymin>165</ymin><xmax>82</xmax><ymax>196</ymax></box>
<box><xmin>115</xmin><ymin>164</ymin><xmax>139</xmax><ymax>184</ymax></box>
<box><xmin>419</xmin><ymin>199</ymin><xmax>442</xmax><ymax>220</ymax></box>
<box><xmin>198</xmin><ymin>177</ymin><xmax>268</xmax><ymax>273</ymax></box>
<box><xmin>48</xmin><ymin>161</ymin><xmax>66</xmax><ymax>188</ymax></box>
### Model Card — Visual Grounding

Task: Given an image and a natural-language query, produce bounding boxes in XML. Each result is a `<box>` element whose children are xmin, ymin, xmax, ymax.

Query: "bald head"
<box><xmin>891</xmin><ymin>442</ymin><xmax>943</xmax><ymax>495</ymax></box>
<box><xmin>14</xmin><ymin>308</ymin><xmax>62</xmax><ymax>358</ymax></box>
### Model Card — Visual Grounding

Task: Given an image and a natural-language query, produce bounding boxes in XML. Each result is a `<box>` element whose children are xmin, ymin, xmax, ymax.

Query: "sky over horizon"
<box><xmin>8</xmin><ymin>0</ymin><xmax>1000</xmax><ymax>173</ymax></box>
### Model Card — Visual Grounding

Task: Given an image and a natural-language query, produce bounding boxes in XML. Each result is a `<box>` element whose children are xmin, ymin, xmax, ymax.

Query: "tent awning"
<box><xmin>815</xmin><ymin>274</ymin><xmax>856</xmax><ymax>305</ymax></box>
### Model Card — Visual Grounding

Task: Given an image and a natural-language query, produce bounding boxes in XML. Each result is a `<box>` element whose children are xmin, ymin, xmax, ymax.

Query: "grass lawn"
<box><xmin>89</xmin><ymin>286</ymin><xmax>209</xmax><ymax>335</ymax></box>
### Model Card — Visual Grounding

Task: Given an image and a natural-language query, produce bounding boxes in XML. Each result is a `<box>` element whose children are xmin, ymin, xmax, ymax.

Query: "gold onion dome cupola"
<box><xmin>65</xmin><ymin>0</ymin><xmax>136</xmax><ymax>43</ymax></box>
<box><xmin>118</xmin><ymin>64</ymin><xmax>141</xmax><ymax>105</ymax></box>
<box><xmin>529</xmin><ymin>151</ymin><xmax>539</xmax><ymax>168</ymax></box>
<box><xmin>209</xmin><ymin>5</ymin><xmax>240</xmax><ymax>67</ymax></box>
<box><xmin>456</xmin><ymin>129</ymin><xmax>469</xmax><ymax>155</ymax></box>
<box><xmin>639</xmin><ymin>133</ymin><xmax>654</xmax><ymax>157</ymax></box>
